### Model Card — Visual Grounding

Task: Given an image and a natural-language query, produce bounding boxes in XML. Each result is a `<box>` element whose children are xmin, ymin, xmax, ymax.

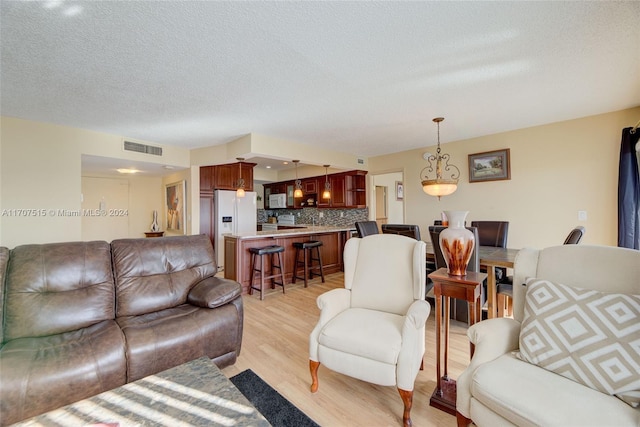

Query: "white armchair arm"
<box><xmin>397</xmin><ymin>299</ymin><xmax>432</xmax><ymax>390</ymax></box>
<box><xmin>309</xmin><ymin>288</ymin><xmax>351</xmax><ymax>361</ymax></box>
<box><xmin>456</xmin><ymin>317</ymin><xmax>521</xmax><ymax>417</ymax></box>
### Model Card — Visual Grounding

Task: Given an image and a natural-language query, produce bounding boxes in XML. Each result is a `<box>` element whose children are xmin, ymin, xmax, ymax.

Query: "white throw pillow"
<box><xmin>519</xmin><ymin>277</ymin><xmax>640</xmax><ymax>407</ymax></box>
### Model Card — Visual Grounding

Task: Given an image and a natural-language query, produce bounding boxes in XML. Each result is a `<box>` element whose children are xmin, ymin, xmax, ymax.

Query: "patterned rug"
<box><xmin>230</xmin><ymin>369</ymin><xmax>319</xmax><ymax>427</ymax></box>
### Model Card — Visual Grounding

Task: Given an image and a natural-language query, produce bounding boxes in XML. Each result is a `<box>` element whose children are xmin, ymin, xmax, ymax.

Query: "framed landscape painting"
<box><xmin>468</xmin><ymin>149</ymin><xmax>511</xmax><ymax>183</ymax></box>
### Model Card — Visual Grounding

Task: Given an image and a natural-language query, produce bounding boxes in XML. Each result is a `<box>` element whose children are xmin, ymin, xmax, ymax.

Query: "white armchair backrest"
<box><xmin>512</xmin><ymin>245</ymin><xmax>640</xmax><ymax>322</ymax></box>
<box><xmin>343</xmin><ymin>234</ymin><xmax>426</xmax><ymax>315</ymax></box>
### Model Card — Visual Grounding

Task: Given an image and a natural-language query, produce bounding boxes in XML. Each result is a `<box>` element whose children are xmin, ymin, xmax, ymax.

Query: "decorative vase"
<box><xmin>439</xmin><ymin>210</ymin><xmax>475</xmax><ymax>276</ymax></box>
<box><xmin>150</xmin><ymin>210</ymin><xmax>160</xmax><ymax>232</ymax></box>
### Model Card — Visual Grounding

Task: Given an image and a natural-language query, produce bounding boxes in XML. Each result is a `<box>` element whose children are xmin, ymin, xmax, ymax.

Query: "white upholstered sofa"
<box><xmin>457</xmin><ymin>244</ymin><xmax>640</xmax><ymax>427</ymax></box>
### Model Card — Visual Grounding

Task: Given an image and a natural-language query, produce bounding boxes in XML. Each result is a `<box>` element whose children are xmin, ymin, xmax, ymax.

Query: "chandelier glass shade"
<box><xmin>322</xmin><ymin>165</ymin><xmax>331</xmax><ymax>199</ymax></box>
<box><xmin>293</xmin><ymin>160</ymin><xmax>303</xmax><ymax>198</ymax></box>
<box><xmin>420</xmin><ymin>117</ymin><xmax>460</xmax><ymax>200</ymax></box>
<box><xmin>236</xmin><ymin>158</ymin><xmax>245</xmax><ymax>198</ymax></box>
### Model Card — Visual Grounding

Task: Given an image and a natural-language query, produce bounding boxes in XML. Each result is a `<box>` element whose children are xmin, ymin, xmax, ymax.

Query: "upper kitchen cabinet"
<box><xmin>215</xmin><ymin>162</ymin><xmax>255</xmax><ymax>191</ymax></box>
<box><xmin>302</xmin><ymin>178</ymin><xmax>318</xmax><ymax>195</ymax></box>
<box><xmin>346</xmin><ymin>170</ymin><xmax>367</xmax><ymax>208</ymax></box>
<box><xmin>200</xmin><ymin>162</ymin><xmax>255</xmax><ymax>192</ymax></box>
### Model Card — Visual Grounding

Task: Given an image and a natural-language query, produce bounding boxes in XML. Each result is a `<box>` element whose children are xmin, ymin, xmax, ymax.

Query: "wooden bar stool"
<box><xmin>248</xmin><ymin>245</ymin><xmax>286</xmax><ymax>300</ymax></box>
<box><xmin>292</xmin><ymin>240</ymin><xmax>325</xmax><ymax>287</ymax></box>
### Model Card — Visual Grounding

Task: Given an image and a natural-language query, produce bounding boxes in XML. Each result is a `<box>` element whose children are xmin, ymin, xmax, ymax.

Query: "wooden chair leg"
<box><xmin>398</xmin><ymin>388</ymin><xmax>413</xmax><ymax>427</ymax></box>
<box><xmin>309</xmin><ymin>360</ymin><xmax>320</xmax><ymax>393</ymax></box>
<box><xmin>456</xmin><ymin>411</ymin><xmax>472</xmax><ymax>427</ymax></box>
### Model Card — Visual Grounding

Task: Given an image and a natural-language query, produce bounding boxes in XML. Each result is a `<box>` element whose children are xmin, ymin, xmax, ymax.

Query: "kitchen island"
<box><xmin>224</xmin><ymin>225</ymin><xmax>356</xmax><ymax>294</ymax></box>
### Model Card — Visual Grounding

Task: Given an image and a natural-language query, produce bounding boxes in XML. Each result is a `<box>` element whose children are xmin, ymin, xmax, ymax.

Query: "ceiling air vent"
<box><xmin>123</xmin><ymin>140</ymin><xmax>163</xmax><ymax>156</ymax></box>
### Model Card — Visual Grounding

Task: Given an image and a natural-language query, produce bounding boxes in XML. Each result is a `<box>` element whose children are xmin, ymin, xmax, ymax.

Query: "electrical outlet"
<box><xmin>340</xmin><ymin>212</ymin><xmax>344</xmax><ymax>217</ymax></box>
<box><xmin>319</xmin><ymin>212</ymin><xmax>324</xmax><ymax>218</ymax></box>
<box><xmin>578</xmin><ymin>210</ymin><xmax>587</xmax><ymax>221</ymax></box>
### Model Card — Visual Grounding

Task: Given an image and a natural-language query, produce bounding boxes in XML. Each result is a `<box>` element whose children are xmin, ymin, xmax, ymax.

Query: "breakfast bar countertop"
<box><xmin>228</xmin><ymin>225</ymin><xmax>356</xmax><ymax>240</ymax></box>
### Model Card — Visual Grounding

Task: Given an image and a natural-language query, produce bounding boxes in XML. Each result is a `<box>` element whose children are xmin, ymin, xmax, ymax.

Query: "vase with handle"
<box><xmin>439</xmin><ymin>210</ymin><xmax>475</xmax><ymax>276</ymax></box>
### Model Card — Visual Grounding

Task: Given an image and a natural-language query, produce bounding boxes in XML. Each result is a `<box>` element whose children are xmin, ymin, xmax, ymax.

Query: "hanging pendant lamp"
<box><xmin>236</xmin><ymin>158</ymin><xmax>245</xmax><ymax>198</ymax></box>
<box><xmin>293</xmin><ymin>160</ymin><xmax>303</xmax><ymax>198</ymax></box>
<box><xmin>322</xmin><ymin>165</ymin><xmax>331</xmax><ymax>199</ymax></box>
<box><xmin>420</xmin><ymin>117</ymin><xmax>460</xmax><ymax>200</ymax></box>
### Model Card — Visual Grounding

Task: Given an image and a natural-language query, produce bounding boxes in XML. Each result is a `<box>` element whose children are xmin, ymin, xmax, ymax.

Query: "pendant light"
<box><xmin>236</xmin><ymin>157</ymin><xmax>245</xmax><ymax>198</ymax></box>
<box><xmin>322</xmin><ymin>165</ymin><xmax>331</xmax><ymax>199</ymax></box>
<box><xmin>420</xmin><ymin>117</ymin><xmax>460</xmax><ymax>200</ymax></box>
<box><xmin>292</xmin><ymin>160</ymin><xmax>303</xmax><ymax>198</ymax></box>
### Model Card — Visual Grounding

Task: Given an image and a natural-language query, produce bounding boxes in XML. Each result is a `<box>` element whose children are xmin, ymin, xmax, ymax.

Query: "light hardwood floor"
<box><xmin>221</xmin><ymin>272</ymin><xmax>472</xmax><ymax>427</ymax></box>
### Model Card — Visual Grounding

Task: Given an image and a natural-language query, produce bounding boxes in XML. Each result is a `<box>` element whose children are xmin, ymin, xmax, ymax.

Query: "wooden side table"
<box><xmin>428</xmin><ymin>268</ymin><xmax>487</xmax><ymax>416</ymax></box>
<box><xmin>144</xmin><ymin>231</ymin><xmax>165</xmax><ymax>238</ymax></box>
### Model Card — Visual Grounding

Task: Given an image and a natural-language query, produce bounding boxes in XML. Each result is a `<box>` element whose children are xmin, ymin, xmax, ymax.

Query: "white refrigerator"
<box><xmin>214</xmin><ymin>190</ymin><xmax>257</xmax><ymax>271</ymax></box>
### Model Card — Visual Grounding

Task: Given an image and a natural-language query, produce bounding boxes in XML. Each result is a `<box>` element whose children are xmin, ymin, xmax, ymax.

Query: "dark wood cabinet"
<box><xmin>199</xmin><ymin>161</ymin><xmax>256</xmax><ymax>245</ymax></box>
<box><xmin>224</xmin><ymin>230</ymin><xmax>349</xmax><ymax>293</ymax></box>
<box><xmin>263</xmin><ymin>170</ymin><xmax>366</xmax><ymax>209</ymax></box>
<box><xmin>328</xmin><ymin>174</ymin><xmax>346</xmax><ymax>207</ymax></box>
<box><xmin>302</xmin><ymin>178</ymin><xmax>318</xmax><ymax>195</ymax></box>
<box><xmin>346</xmin><ymin>170</ymin><xmax>367</xmax><ymax>208</ymax></box>
<box><xmin>214</xmin><ymin>163</ymin><xmax>254</xmax><ymax>191</ymax></box>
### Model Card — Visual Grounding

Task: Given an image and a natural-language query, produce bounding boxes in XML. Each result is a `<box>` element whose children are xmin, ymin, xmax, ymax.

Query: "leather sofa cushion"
<box><xmin>4</xmin><ymin>241</ymin><xmax>114</xmax><ymax>341</ymax></box>
<box><xmin>188</xmin><ymin>276</ymin><xmax>242</xmax><ymax>308</ymax></box>
<box><xmin>0</xmin><ymin>320</ymin><xmax>127</xmax><ymax>425</ymax></box>
<box><xmin>111</xmin><ymin>234</ymin><xmax>217</xmax><ymax>316</ymax></box>
<box><xmin>471</xmin><ymin>352</ymin><xmax>640</xmax><ymax>427</ymax></box>
<box><xmin>117</xmin><ymin>303</ymin><xmax>242</xmax><ymax>381</ymax></box>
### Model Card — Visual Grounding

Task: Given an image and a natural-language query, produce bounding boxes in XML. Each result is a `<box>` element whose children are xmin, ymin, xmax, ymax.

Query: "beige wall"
<box><xmin>3</xmin><ymin>107</ymin><xmax>638</xmax><ymax>248</ymax></box>
<box><xmin>0</xmin><ymin>117</ymin><xmax>189</xmax><ymax>248</ymax></box>
<box><xmin>369</xmin><ymin>107</ymin><xmax>640</xmax><ymax>249</ymax></box>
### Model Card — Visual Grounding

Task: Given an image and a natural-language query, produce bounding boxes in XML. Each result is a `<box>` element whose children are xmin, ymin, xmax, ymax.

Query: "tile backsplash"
<box><xmin>258</xmin><ymin>208</ymin><xmax>368</xmax><ymax>227</ymax></box>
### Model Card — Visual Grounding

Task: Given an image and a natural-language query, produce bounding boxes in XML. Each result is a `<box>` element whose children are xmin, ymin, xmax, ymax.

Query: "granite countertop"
<box><xmin>229</xmin><ymin>225</ymin><xmax>356</xmax><ymax>239</ymax></box>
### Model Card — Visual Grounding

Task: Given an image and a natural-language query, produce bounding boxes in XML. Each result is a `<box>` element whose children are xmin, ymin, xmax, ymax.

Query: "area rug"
<box><xmin>230</xmin><ymin>369</ymin><xmax>320</xmax><ymax>427</ymax></box>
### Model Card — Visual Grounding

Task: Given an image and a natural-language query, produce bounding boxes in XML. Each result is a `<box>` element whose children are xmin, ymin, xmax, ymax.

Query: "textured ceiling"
<box><xmin>2</xmin><ymin>1</ymin><xmax>639</xmax><ymax>159</ymax></box>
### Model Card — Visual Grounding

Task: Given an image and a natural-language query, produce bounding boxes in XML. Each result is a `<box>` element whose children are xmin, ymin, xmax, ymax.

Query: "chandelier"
<box><xmin>420</xmin><ymin>117</ymin><xmax>460</xmax><ymax>200</ymax></box>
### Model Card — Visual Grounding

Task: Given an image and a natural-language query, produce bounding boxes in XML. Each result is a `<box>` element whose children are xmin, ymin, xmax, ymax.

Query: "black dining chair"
<box><xmin>428</xmin><ymin>225</ymin><xmax>483</xmax><ymax>323</ymax></box>
<box><xmin>381</xmin><ymin>224</ymin><xmax>421</xmax><ymax>240</ymax></box>
<box><xmin>354</xmin><ymin>221</ymin><xmax>379</xmax><ymax>238</ymax></box>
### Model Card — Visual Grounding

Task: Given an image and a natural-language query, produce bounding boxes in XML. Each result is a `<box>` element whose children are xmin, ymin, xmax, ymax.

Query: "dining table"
<box><xmin>425</xmin><ymin>241</ymin><xmax>520</xmax><ymax>319</ymax></box>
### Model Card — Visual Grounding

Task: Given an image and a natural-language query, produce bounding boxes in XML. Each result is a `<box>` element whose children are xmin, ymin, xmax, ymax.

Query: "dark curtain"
<box><xmin>618</xmin><ymin>127</ymin><xmax>640</xmax><ymax>249</ymax></box>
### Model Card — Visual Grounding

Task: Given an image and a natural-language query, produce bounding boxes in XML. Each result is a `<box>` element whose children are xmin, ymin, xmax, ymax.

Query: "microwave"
<box><xmin>269</xmin><ymin>193</ymin><xmax>287</xmax><ymax>209</ymax></box>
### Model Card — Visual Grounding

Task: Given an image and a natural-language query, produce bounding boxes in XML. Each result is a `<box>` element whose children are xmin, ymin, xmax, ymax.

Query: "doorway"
<box><xmin>371</xmin><ymin>171</ymin><xmax>404</xmax><ymax>226</ymax></box>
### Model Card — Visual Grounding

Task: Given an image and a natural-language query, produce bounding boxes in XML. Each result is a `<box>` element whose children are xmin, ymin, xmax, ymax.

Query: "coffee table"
<box><xmin>12</xmin><ymin>357</ymin><xmax>270</xmax><ymax>426</ymax></box>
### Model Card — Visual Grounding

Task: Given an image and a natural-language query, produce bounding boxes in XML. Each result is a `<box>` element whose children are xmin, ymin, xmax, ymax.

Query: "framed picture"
<box><xmin>395</xmin><ymin>181</ymin><xmax>404</xmax><ymax>200</ymax></box>
<box><xmin>165</xmin><ymin>180</ymin><xmax>186</xmax><ymax>234</ymax></box>
<box><xmin>468</xmin><ymin>149</ymin><xmax>511</xmax><ymax>183</ymax></box>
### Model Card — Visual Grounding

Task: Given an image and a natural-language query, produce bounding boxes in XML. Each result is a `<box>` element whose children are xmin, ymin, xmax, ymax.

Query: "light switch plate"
<box><xmin>578</xmin><ymin>210</ymin><xmax>587</xmax><ymax>221</ymax></box>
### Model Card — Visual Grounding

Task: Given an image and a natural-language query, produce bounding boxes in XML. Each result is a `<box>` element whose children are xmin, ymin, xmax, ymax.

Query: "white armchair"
<box><xmin>309</xmin><ymin>234</ymin><xmax>430</xmax><ymax>427</ymax></box>
<box><xmin>456</xmin><ymin>244</ymin><xmax>640</xmax><ymax>427</ymax></box>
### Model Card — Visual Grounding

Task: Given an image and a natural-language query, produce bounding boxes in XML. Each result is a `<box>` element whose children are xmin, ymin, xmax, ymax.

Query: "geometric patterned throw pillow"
<box><xmin>519</xmin><ymin>277</ymin><xmax>640</xmax><ymax>407</ymax></box>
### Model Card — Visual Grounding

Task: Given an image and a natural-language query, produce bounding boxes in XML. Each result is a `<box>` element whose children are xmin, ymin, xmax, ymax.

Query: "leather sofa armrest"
<box><xmin>187</xmin><ymin>276</ymin><xmax>242</xmax><ymax>309</ymax></box>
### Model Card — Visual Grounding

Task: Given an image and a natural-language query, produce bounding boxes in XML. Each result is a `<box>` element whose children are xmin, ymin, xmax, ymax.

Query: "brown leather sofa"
<box><xmin>0</xmin><ymin>234</ymin><xmax>243</xmax><ymax>426</ymax></box>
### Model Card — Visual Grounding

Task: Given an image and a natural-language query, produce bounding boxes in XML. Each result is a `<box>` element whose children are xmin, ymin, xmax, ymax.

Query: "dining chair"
<box><xmin>470</xmin><ymin>221</ymin><xmax>511</xmax><ymax>316</ymax></box>
<box><xmin>563</xmin><ymin>226</ymin><xmax>586</xmax><ymax>244</ymax></box>
<box><xmin>382</xmin><ymin>224</ymin><xmax>434</xmax><ymax>295</ymax></box>
<box><xmin>354</xmin><ymin>221</ymin><xmax>379</xmax><ymax>237</ymax></box>
<box><xmin>428</xmin><ymin>225</ymin><xmax>483</xmax><ymax>323</ymax></box>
